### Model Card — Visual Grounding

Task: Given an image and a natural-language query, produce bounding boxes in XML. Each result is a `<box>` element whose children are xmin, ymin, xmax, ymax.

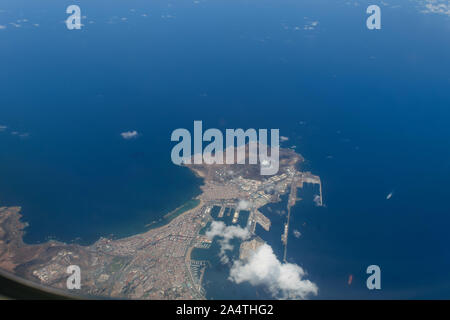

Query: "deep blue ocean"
<box><xmin>0</xmin><ymin>0</ymin><xmax>449</xmax><ymax>298</ymax></box>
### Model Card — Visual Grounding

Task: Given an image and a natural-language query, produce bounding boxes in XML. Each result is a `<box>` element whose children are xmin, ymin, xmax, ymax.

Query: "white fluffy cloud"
<box><xmin>237</xmin><ymin>200</ymin><xmax>251</xmax><ymax>211</ymax></box>
<box><xmin>229</xmin><ymin>244</ymin><xmax>318</xmax><ymax>300</ymax></box>
<box><xmin>206</xmin><ymin>221</ymin><xmax>251</xmax><ymax>263</ymax></box>
<box><xmin>120</xmin><ymin>130</ymin><xmax>139</xmax><ymax>140</ymax></box>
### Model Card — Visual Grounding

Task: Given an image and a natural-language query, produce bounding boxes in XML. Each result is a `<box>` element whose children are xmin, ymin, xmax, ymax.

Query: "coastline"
<box><xmin>0</xmin><ymin>165</ymin><xmax>210</xmax><ymax>299</ymax></box>
<box><xmin>0</xmin><ymin>145</ymin><xmax>311</xmax><ymax>299</ymax></box>
<box><xmin>144</xmin><ymin>198</ymin><xmax>202</xmax><ymax>231</ymax></box>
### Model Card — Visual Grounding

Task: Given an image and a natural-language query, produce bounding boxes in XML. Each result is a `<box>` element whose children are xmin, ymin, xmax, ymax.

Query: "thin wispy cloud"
<box><xmin>421</xmin><ymin>0</ymin><xmax>450</xmax><ymax>16</ymax></box>
<box><xmin>304</xmin><ymin>21</ymin><xmax>319</xmax><ymax>30</ymax></box>
<box><xmin>121</xmin><ymin>130</ymin><xmax>139</xmax><ymax>140</ymax></box>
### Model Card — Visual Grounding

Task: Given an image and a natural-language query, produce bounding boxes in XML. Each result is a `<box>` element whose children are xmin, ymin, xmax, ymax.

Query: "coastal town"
<box><xmin>0</xmin><ymin>145</ymin><xmax>322</xmax><ymax>299</ymax></box>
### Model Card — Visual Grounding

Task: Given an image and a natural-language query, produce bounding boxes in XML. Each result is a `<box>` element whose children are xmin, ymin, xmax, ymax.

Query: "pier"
<box><xmin>232</xmin><ymin>210</ymin><xmax>240</xmax><ymax>224</ymax></box>
<box><xmin>218</xmin><ymin>206</ymin><xmax>225</xmax><ymax>218</ymax></box>
<box><xmin>282</xmin><ymin>172</ymin><xmax>323</xmax><ymax>263</ymax></box>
